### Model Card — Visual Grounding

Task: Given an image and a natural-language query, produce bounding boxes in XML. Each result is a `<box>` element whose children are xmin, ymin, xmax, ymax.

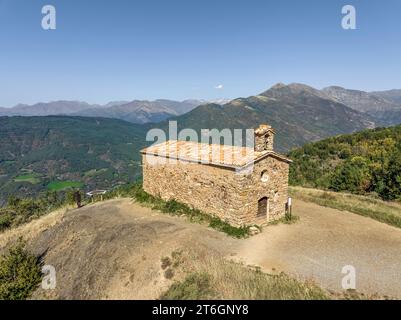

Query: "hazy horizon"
<box><xmin>2</xmin><ymin>82</ymin><xmax>401</xmax><ymax>109</ymax></box>
<box><xmin>1</xmin><ymin>0</ymin><xmax>401</xmax><ymax>106</ymax></box>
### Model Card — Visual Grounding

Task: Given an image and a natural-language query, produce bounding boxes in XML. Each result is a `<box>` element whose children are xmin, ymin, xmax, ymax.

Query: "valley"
<box><xmin>0</xmin><ymin>116</ymin><xmax>147</xmax><ymax>204</ymax></box>
<box><xmin>2</xmin><ymin>83</ymin><xmax>401</xmax><ymax>203</ymax></box>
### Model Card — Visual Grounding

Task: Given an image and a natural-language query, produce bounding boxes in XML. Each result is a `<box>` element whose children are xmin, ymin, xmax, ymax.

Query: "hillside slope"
<box><xmin>289</xmin><ymin>125</ymin><xmax>401</xmax><ymax>200</ymax></box>
<box><xmin>157</xmin><ymin>83</ymin><xmax>376</xmax><ymax>152</ymax></box>
<box><xmin>2</xmin><ymin>198</ymin><xmax>401</xmax><ymax>299</ymax></box>
<box><xmin>371</xmin><ymin>89</ymin><xmax>401</xmax><ymax>104</ymax></box>
<box><xmin>323</xmin><ymin>86</ymin><xmax>401</xmax><ymax>125</ymax></box>
<box><xmin>0</xmin><ymin>116</ymin><xmax>147</xmax><ymax>203</ymax></box>
<box><xmin>0</xmin><ymin>84</ymin><xmax>389</xmax><ymax>201</ymax></box>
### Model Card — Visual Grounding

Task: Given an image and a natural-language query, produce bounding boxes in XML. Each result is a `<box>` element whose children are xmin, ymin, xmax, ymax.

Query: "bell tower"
<box><xmin>254</xmin><ymin>124</ymin><xmax>275</xmax><ymax>152</ymax></box>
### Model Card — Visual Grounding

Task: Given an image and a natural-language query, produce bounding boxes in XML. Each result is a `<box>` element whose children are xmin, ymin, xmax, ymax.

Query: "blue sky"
<box><xmin>0</xmin><ymin>0</ymin><xmax>400</xmax><ymax>106</ymax></box>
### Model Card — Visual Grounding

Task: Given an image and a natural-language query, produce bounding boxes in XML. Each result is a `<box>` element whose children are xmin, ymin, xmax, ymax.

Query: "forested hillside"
<box><xmin>0</xmin><ymin>116</ymin><xmax>147</xmax><ymax>203</ymax></box>
<box><xmin>289</xmin><ymin>126</ymin><xmax>401</xmax><ymax>200</ymax></box>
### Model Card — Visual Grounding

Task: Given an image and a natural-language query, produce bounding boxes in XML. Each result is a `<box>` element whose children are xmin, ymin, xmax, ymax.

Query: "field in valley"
<box><xmin>46</xmin><ymin>181</ymin><xmax>84</xmax><ymax>191</ymax></box>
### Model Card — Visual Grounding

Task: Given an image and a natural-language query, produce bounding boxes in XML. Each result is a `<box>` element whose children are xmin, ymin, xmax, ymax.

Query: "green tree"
<box><xmin>0</xmin><ymin>238</ymin><xmax>42</xmax><ymax>300</ymax></box>
<box><xmin>375</xmin><ymin>152</ymin><xmax>401</xmax><ymax>200</ymax></box>
<box><xmin>0</xmin><ymin>209</ymin><xmax>15</xmax><ymax>231</ymax></box>
<box><xmin>330</xmin><ymin>157</ymin><xmax>372</xmax><ymax>193</ymax></box>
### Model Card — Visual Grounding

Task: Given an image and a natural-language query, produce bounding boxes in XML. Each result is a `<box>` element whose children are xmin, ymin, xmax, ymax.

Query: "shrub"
<box><xmin>7</xmin><ymin>195</ymin><xmax>21</xmax><ymax>208</ymax></box>
<box><xmin>162</xmin><ymin>200</ymin><xmax>187</xmax><ymax>214</ymax></box>
<box><xmin>132</xmin><ymin>183</ymin><xmax>154</xmax><ymax>203</ymax></box>
<box><xmin>0</xmin><ymin>238</ymin><xmax>42</xmax><ymax>300</ymax></box>
<box><xmin>208</xmin><ymin>217</ymin><xmax>250</xmax><ymax>238</ymax></box>
<box><xmin>320</xmin><ymin>192</ymin><xmax>336</xmax><ymax>201</ymax></box>
<box><xmin>161</xmin><ymin>257</ymin><xmax>172</xmax><ymax>270</ymax></box>
<box><xmin>283</xmin><ymin>214</ymin><xmax>300</xmax><ymax>224</ymax></box>
<box><xmin>0</xmin><ymin>209</ymin><xmax>15</xmax><ymax>231</ymax></box>
<box><xmin>14</xmin><ymin>199</ymin><xmax>43</xmax><ymax>220</ymax></box>
<box><xmin>160</xmin><ymin>272</ymin><xmax>215</xmax><ymax>300</ymax></box>
<box><xmin>164</xmin><ymin>268</ymin><xmax>174</xmax><ymax>280</ymax></box>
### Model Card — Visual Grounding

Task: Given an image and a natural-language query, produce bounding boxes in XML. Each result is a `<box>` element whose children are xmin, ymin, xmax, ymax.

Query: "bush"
<box><xmin>0</xmin><ymin>209</ymin><xmax>15</xmax><ymax>231</ymax></box>
<box><xmin>0</xmin><ymin>238</ymin><xmax>42</xmax><ymax>300</ymax></box>
<box><xmin>14</xmin><ymin>199</ymin><xmax>43</xmax><ymax>220</ymax></box>
<box><xmin>208</xmin><ymin>217</ymin><xmax>250</xmax><ymax>238</ymax></box>
<box><xmin>329</xmin><ymin>157</ymin><xmax>371</xmax><ymax>194</ymax></box>
<box><xmin>160</xmin><ymin>273</ymin><xmax>215</xmax><ymax>300</ymax></box>
<box><xmin>162</xmin><ymin>199</ymin><xmax>187</xmax><ymax>214</ymax></box>
<box><xmin>161</xmin><ymin>257</ymin><xmax>172</xmax><ymax>270</ymax></box>
<box><xmin>132</xmin><ymin>184</ymin><xmax>154</xmax><ymax>203</ymax></box>
<box><xmin>164</xmin><ymin>268</ymin><xmax>175</xmax><ymax>280</ymax></box>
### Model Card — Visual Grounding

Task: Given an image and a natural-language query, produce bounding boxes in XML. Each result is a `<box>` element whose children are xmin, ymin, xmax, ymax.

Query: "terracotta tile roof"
<box><xmin>140</xmin><ymin>140</ymin><xmax>291</xmax><ymax>169</ymax></box>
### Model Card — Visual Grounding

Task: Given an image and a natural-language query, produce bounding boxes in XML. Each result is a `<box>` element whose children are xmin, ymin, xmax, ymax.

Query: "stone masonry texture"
<box><xmin>141</xmin><ymin>125</ymin><xmax>290</xmax><ymax>227</ymax></box>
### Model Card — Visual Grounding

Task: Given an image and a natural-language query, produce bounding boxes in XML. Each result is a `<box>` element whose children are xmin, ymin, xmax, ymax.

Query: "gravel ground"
<box><xmin>2</xmin><ymin>197</ymin><xmax>400</xmax><ymax>299</ymax></box>
<box><xmin>25</xmin><ymin>199</ymin><xmax>238</xmax><ymax>299</ymax></box>
<box><xmin>234</xmin><ymin>199</ymin><xmax>401</xmax><ymax>298</ymax></box>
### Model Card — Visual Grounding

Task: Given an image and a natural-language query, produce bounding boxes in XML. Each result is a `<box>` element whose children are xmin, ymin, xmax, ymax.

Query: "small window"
<box><xmin>220</xmin><ymin>186</ymin><xmax>227</xmax><ymax>200</ymax></box>
<box><xmin>260</xmin><ymin>170</ymin><xmax>269</xmax><ymax>182</ymax></box>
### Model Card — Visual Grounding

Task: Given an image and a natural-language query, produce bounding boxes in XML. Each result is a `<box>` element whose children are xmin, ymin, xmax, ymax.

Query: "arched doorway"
<box><xmin>257</xmin><ymin>197</ymin><xmax>269</xmax><ymax>219</ymax></box>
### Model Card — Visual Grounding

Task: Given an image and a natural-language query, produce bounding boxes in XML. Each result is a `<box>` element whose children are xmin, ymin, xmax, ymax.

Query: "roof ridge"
<box><xmin>141</xmin><ymin>139</ymin><xmax>292</xmax><ymax>169</ymax></box>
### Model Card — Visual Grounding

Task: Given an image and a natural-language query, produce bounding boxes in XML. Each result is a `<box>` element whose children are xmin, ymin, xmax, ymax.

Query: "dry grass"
<box><xmin>0</xmin><ymin>205</ymin><xmax>72</xmax><ymax>249</ymax></box>
<box><xmin>290</xmin><ymin>186</ymin><xmax>401</xmax><ymax>228</ymax></box>
<box><xmin>161</xmin><ymin>248</ymin><xmax>387</xmax><ymax>300</ymax></box>
<box><xmin>160</xmin><ymin>248</ymin><xmax>329</xmax><ymax>300</ymax></box>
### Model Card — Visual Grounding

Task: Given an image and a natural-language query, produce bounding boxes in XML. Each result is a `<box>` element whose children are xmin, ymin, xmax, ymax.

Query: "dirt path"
<box><xmin>1</xmin><ymin>197</ymin><xmax>401</xmax><ymax>299</ymax></box>
<box><xmin>20</xmin><ymin>199</ymin><xmax>239</xmax><ymax>299</ymax></box>
<box><xmin>234</xmin><ymin>199</ymin><xmax>401</xmax><ymax>298</ymax></box>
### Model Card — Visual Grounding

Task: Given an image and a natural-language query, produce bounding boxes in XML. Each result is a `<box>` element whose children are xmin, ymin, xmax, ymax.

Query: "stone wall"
<box><xmin>255</xmin><ymin>124</ymin><xmax>275</xmax><ymax>152</ymax></box>
<box><xmin>236</xmin><ymin>156</ymin><xmax>289</xmax><ymax>225</ymax></box>
<box><xmin>142</xmin><ymin>154</ymin><xmax>289</xmax><ymax>227</ymax></box>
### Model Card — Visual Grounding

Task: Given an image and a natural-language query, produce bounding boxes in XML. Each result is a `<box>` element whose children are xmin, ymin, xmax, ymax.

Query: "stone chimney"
<box><xmin>254</xmin><ymin>124</ymin><xmax>275</xmax><ymax>152</ymax></box>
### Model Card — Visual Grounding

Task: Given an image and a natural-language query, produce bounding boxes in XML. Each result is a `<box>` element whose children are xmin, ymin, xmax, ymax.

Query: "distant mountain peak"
<box><xmin>371</xmin><ymin>89</ymin><xmax>401</xmax><ymax>104</ymax></box>
<box><xmin>0</xmin><ymin>99</ymin><xmax>205</xmax><ymax>123</ymax></box>
<box><xmin>323</xmin><ymin>86</ymin><xmax>401</xmax><ymax>115</ymax></box>
<box><xmin>261</xmin><ymin>82</ymin><xmax>332</xmax><ymax>101</ymax></box>
<box><xmin>323</xmin><ymin>85</ymin><xmax>345</xmax><ymax>90</ymax></box>
<box><xmin>270</xmin><ymin>82</ymin><xmax>287</xmax><ymax>89</ymax></box>
<box><xmin>264</xmin><ymin>82</ymin><xmax>320</xmax><ymax>93</ymax></box>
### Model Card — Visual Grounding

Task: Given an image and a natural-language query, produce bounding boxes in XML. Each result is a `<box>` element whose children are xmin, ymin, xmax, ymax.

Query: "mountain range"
<box><xmin>0</xmin><ymin>98</ymin><xmax>234</xmax><ymax>124</ymax></box>
<box><xmin>371</xmin><ymin>89</ymin><xmax>401</xmax><ymax>104</ymax></box>
<box><xmin>2</xmin><ymin>82</ymin><xmax>401</xmax><ymax>201</ymax></box>
<box><xmin>0</xmin><ymin>99</ymin><xmax>212</xmax><ymax>124</ymax></box>
<box><xmin>322</xmin><ymin>86</ymin><xmax>401</xmax><ymax>125</ymax></box>
<box><xmin>2</xmin><ymin>84</ymin><xmax>401</xmax><ymax>126</ymax></box>
<box><xmin>155</xmin><ymin>83</ymin><xmax>377</xmax><ymax>152</ymax></box>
